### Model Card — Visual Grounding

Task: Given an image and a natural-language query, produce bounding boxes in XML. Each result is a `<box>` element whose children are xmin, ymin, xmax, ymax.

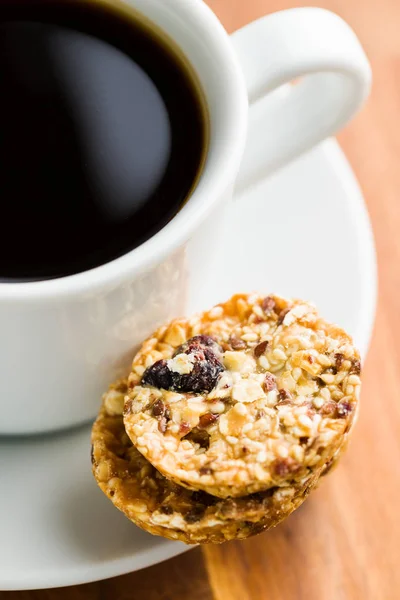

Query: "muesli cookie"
<box><xmin>91</xmin><ymin>379</ymin><xmax>322</xmax><ymax>544</ymax></box>
<box><xmin>123</xmin><ymin>294</ymin><xmax>361</xmax><ymax>498</ymax></box>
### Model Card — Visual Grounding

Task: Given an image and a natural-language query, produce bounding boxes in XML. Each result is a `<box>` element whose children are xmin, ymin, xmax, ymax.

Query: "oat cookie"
<box><xmin>123</xmin><ymin>294</ymin><xmax>361</xmax><ymax>498</ymax></box>
<box><xmin>91</xmin><ymin>380</ymin><xmax>322</xmax><ymax>544</ymax></box>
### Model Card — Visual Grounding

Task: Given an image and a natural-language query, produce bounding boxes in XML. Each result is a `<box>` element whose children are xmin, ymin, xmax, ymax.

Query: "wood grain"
<box><xmin>2</xmin><ymin>1</ymin><xmax>399</xmax><ymax>599</ymax></box>
<box><xmin>0</xmin><ymin>549</ymin><xmax>211</xmax><ymax>600</ymax></box>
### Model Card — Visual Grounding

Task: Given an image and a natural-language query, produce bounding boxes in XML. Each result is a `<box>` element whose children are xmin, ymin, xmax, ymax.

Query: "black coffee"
<box><xmin>0</xmin><ymin>1</ymin><xmax>207</xmax><ymax>281</ymax></box>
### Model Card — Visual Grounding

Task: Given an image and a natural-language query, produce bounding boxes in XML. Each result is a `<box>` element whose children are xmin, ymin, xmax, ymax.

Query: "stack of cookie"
<box><xmin>91</xmin><ymin>294</ymin><xmax>361</xmax><ymax>544</ymax></box>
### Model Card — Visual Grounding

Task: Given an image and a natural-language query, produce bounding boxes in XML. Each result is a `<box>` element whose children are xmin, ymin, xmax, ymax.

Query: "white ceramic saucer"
<box><xmin>0</xmin><ymin>139</ymin><xmax>376</xmax><ymax>591</ymax></box>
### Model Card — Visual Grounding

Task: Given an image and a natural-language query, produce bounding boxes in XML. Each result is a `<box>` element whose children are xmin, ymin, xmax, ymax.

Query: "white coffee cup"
<box><xmin>0</xmin><ymin>0</ymin><xmax>371</xmax><ymax>434</ymax></box>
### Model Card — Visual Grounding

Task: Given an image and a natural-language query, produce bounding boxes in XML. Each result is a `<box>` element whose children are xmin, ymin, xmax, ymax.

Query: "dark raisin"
<box><xmin>191</xmin><ymin>490</ymin><xmax>217</xmax><ymax>506</ymax></box>
<box><xmin>109</xmin><ymin>490</ymin><xmax>115</xmax><ymax>497</ymax></box>
<box><xmin>90</xmin><ymin>445</ymin><xmax>95</xmax><ymax>465</ymax></box>
<box><xmin>184</xmin><ymin>428</ymin><xmax>210</xmax><ymax>450</ymax></box>
<box><xmin>142</xmin><ymin>335</ymin><xmax>225</xmax><ymax>393</ymax></box>
<box><xmin>254</xmin><ymin>340</ymin><xmax>269</xmax><ymax>358</ymax></box>
<box><xmin>159</xmin><ymin>505</ymin><xmax>173</xmax><ymax>515</ymax></box>
<box><xmin>174</xmin><ymin>335</ymin><xmax>222</xmax><ymax>358</ymax></box>
<box><xmin>142</xmin><ymin>360</ymin><xmax>173</xmax><ymax>390</ymax></box>
<box><xmin>152</xmin><ymin>399</ymin><xmax>166</xmax><ymax>418</ymax></box>
<box><xmin>241</xmin><ymin>446</ymin><xmax>249</xmax><ymax>454</ymax></box>
<box><xmin>316</xmin><ymin>377</ymin><xmax>327</xmax><ymax>387</ymax></box>
<box><xmin>229</xmin><ymin>335</ymin><xmax>246</xmax><ymax>350</ymax></box>
<box><xmin>299</xmin><ymin>436</ymin><xmax>309</xmax><ymax>445</ymax></box>
<box><xmin>184</xmin><ymin>506</ymin><xmax>206</xmax><ymax>523</ymax></box>
<box><xmin>247</xmin><ymin>490</ymin><xmax>270</xmax><ymax>502</ymax></box>
<box><xmin>277</xmin><ymin>307</ymin><xmax>290</xmax><ymax>325</ymax></box>
<box><xmin>337</xmin><ymin>401</ymin><xmax>353</xmax><ymax>418</ymax></box>
<box><xmin>171</xmin><ymin>349</ymin><xmax>224</xmax><ymax>393</ymax></box>
<box><xmin>198</xmin><ymin>412</ymin><xmax>219</xmax><ymax>429</ymax></box>
<box><xmin>334</xmin><ymin>353</ymin><xmax>344</xmax><ymax>371</ymax></box>
<box><xmin>263</xmin><ymin>373</ymin><xmax>277</xmax><ymax>392</ymax></box>
<box><xmin>172</xmin><ymin>335</ymin><xmax>225</xmax><ymax>393</ymax></box>
<box><xmin>246</xmin><ymin>489</ymin><xmax>277</xmax><ymax>506</ymax></box>
<box><xmin>262</xmin><ymin>296</ymin><xmax>276</xmax><ymax>313</ymax></box>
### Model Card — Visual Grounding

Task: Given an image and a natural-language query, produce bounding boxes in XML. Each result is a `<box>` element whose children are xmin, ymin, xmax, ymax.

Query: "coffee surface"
<box><xmin>0</xmin><ymin>1</ymin><xmax>206</xmax><ymax>281</ymax></box>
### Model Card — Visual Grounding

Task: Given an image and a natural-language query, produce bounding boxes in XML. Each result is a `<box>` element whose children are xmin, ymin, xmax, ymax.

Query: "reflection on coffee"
<box><xmin>0</xmin><ymin>0</ymin><xmax>208</xmax><ymax>281</ymax></box>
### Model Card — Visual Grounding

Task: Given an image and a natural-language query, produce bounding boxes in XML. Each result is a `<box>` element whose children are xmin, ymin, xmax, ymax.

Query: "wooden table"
<box><xmin>3</xmin><ymin>1</ymin><xmax>400</xmax><ymax>598</ymax></box>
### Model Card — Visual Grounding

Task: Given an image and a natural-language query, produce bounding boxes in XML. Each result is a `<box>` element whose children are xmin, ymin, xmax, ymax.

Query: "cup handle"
<box><xmin>230</xmin><ymin>8</ymin><xmax>372</xmax><ymax>192</ymax></box>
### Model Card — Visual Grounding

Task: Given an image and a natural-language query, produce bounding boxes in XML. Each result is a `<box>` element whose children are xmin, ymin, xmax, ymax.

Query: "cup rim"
<box><xmin>0</xmin><ymin>0</ymin><xmax>248</xmax><ymax>302</ymax></box>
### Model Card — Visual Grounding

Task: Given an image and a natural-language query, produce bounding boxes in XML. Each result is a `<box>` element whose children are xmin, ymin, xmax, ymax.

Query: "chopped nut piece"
<box><xmin>232</xmin><ymin>379</ymin><xmax>264</xmax><ymax>403</ymax></box>
<box><xmin>168</xmin><ymin>353</ymin><xmax>195</xmax><ymax>375</ymax></box>
<box><xmin>164</xmin><ymin>324</ymin><xmax>187</xmax><ymax>347</ymax></box>
<box><xmin>152</xmin><ymin>399</ymin><xmax>166</xmax><ymax>418</ymax></box>
<box><xmin>277</xmin><ymin>307</ymin><xmax>290</xmax><ymax>325</ymax></box>
<box><xmin>254</xmin><ymin>340</ymin><xmax>269</xmax><ymax>358</ymax></box>
<box><xmin>262</xmin><ymin>296</ymin><xmax>276</xmax><ymax>313</ymax></box>
<box><xmin>229</xmin><ymin>336</ymin><xmax>246</xmax><ymax>350</ymax></box>
<box><xmin>334</xmin><ymin>353</ymin><xmax>344</xmax><ymax>371</ymax></box>
<box><xmin>273</xmin><ymin>457</ymin><xmax>300</xmax><ymax>477</ymax></box>
<box><xmin>278</xmin><ymin>389</ymin><xmax>292</xmax><ymax>402</ymax></box>
<box><xmin>263</xmin><ymin>373</ymin><xmax>277</xmax><ymax>392</ymax></box>
<box><xmin>350</xmin><ymin>359</ymin><xmax>361</xmax><ymax>375</ymax></box>
<box><xmin>223</xmin><ymin>351</ymin><xmax>255</xmax><ymax>373</ymax></box>
<box><xmin>320</xmin><ymin>401</ymin><xmax>338</xmax><ymax>417</ymax></box>
<box><xmin>198</xmin><ymin>413</ymin><xmax>219</xmax><ymax>429</ymax></box>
